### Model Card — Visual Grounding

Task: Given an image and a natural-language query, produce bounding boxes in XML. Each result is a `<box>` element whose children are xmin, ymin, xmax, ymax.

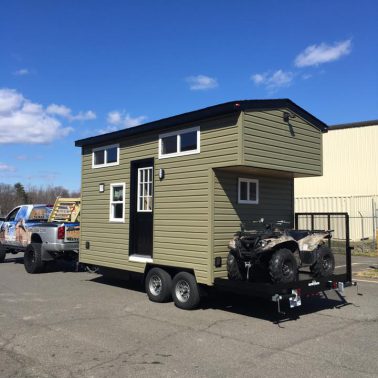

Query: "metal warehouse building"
<box><xmin>295</xmin><ymin>120</ymin><xmax>378</xmax><ymax>242</ymax></box>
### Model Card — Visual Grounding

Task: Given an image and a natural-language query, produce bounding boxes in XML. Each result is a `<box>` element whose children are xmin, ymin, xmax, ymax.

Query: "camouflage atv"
<box><xmin>227</xmin><ymin>220</ymin><xmax>335</xmax><ymax>284</ymax></box>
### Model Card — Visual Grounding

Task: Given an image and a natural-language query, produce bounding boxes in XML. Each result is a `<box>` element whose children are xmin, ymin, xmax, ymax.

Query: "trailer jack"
<box><xmin>272</xmin><ymin>289</ymin><xmax>301</xmax><ymax>315</ymax></box>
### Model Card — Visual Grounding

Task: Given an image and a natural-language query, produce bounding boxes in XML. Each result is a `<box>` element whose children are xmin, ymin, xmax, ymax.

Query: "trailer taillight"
<box><xmin>57</xmin><ymin>226</ymin><xmax>65</xmax><ymax>240</ymax></box>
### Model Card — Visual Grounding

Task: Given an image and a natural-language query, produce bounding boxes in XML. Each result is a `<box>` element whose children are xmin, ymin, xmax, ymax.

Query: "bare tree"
<box><xmin>0</xmin><ymin>183</ymin><xmax>81</xmax><ymax>216</ymax></box>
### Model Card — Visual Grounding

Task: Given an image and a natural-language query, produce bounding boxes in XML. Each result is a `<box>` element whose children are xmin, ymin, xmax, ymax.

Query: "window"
<box><xmin>137</xmin><ymin>167</ymin><xmax>153</xmax><ymax>212</ymax></box>
<box><xmin>109</xmin><ymin>183</ymin><xmax>125</xmax><ymax>222</ymax></box>
<box><xmin>238</xmin><ymin>178</ymin><xmax>259</xmax><ymax>204</ymax></box>
<box><xmin>92</xmin><ymin>144</ymin><xmax>119</xmax><ymax>168</ymax></box>
<box><xmin>159</xmin><ymin>127</ymin><xmax>200</xmax><ymax>158</ymax></box>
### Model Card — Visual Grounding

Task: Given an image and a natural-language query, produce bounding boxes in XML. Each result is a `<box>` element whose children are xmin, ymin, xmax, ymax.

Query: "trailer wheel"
<box><xmin>0</xmin><ymin>245</ymin><xmax>6</xmax><ymax>263</ymax></box>
<box><xmin>269</xmin><ymin>248</ymin><xmax>298</xmax><ymax>283</ymax></box>
<box><xmin>310</xmin><ymin>246</ymin><xmax>335</xmax><ymax>278</ymax></box>
<box><xmin>24</xmin><ymin>243</ymin><xmax>45</xmax><ymax>274</ymax></box>
<box><xmin>145</xmin><ymin>267</ymin><xmax>172</xmax><ymax>303</ymax></box>
<box><xmin>172</xmin><ymin>272</ymin><xmax>200</xmax><ymax>310</ymax></box>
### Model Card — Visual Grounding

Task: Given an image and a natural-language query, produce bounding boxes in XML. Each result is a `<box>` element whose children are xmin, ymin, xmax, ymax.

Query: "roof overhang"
<box><xmin>75</xmin><ymin>99</ymin><xmax>328</xmax><ymax>147</ymax></box>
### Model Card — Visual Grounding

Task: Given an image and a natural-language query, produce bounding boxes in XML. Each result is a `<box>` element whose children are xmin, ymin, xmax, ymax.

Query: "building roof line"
<box><xmin>330</xmin><ymin>119</ymin><xmax>378</xmax><ymax>130</ymax></box>
<box><xmin>75</xmin><ymin>99</ymin><xmax>328</xmax><ymax>147</ymax></box>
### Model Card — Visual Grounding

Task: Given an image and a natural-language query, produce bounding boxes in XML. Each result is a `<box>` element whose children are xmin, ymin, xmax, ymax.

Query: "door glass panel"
<box><xmin>137</xmin><ymin>167</ymin><xmax>153</xmax><ymax>212</ymax></box>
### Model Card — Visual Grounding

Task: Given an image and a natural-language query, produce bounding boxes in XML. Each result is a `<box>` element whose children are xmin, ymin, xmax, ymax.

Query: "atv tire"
<box><xmin>227</xmin><ymin>250</ymin><xmax>245</xmax><ymax>280</ymax></box>
<box><xmin>269</xmin><ymin>248</ymin><xmax>298</xmax><ymax>283</ymax></box>
<box><xmin>24</xmin><ymin>243</ymin><xmax>45</xmax><ymax>274</ymax></box>
<box><xmin>310</xmin><ymin>246</ymin><xmax>335</xmax><ymax>278</ymax></box>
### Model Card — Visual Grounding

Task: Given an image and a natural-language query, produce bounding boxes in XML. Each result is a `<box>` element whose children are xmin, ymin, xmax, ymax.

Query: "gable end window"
<box><xmin>159</xmin><ymin>127</ymin><xmax>200</xmax><ymax>159</ymax></box>
<box><xmin>109</xmin><ymin>183</ymin><xmax>125</xmax><ymax>222</ymax></box>
<box><xmin>92</xmin><ymin>144</ymin><xmax>119</xmax><ymax>168</ymax></box>
<box><xmin>238</xmin><ymin>178</ymin><xmax>259</xmax><ymax>204</ymax></box>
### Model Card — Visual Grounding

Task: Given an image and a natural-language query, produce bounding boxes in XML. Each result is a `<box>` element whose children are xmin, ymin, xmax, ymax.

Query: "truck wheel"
<box><xmin>311</xmin><ymin>246</ymin><xmax>335</xmax><ymax>278</ymax></box>
<box><xmin>145</xmin><ymin>267</ymin><xmax>172</xmax><ymax>303</ymax></box>
<box><xmin>172</xmin><ymin>272</ymin><xmax>200</xmax><ymax>310</ymax></box>
<box><xmin>269</xmin><ymin>248</ymin><xmax>298</xmax><ymax>283</ymax></box>
<box><xmin>24</xmin><ymin>243</ymin><xmax>45</xmax><ymax>274</ymax></box>
<box><xmin>0</xmin><ymin>245</ymin><xmax>6</xmax><ymax>263</ymax></box>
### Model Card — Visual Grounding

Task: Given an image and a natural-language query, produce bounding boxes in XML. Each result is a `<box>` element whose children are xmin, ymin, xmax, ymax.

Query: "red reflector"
<box><xmin>332</xmin><ymin>281</ymin><xmax>338</xmax><ymax>289</ymax></box>
<box><xmin>57</xmin><ymin>226</ymin><xmax>65</xmax><ymax>240</ymax></box>
<box><xmin>296</xmin><ymin>288</ymin><xmax>302</xmax><ymax>296</ymax></box>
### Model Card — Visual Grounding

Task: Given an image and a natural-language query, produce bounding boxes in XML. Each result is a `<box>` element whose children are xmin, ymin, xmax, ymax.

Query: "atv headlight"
<box><xmin>259</xmin><ymin>240</ymin><xmax>269</xmax><ymax>247</ymax></box>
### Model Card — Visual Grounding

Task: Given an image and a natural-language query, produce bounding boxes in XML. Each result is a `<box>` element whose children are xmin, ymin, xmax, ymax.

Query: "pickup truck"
<box><xmin>0</xmin><ymin>202</ymin><xmax>80</xmax><ymax>273</ymax></box>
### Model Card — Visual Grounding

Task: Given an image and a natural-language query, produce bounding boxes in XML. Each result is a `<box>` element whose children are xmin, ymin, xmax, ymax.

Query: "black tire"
<box><xmin>24</xmin><ymin>243</ymin><xmax>45</xmax><ymax>274</ymax></box>
<box><xmin>0</xmin><ymin>245</ymin><xmax>6</xmax><ymax>263</ymax></box>
<box><xmin>227</xmin><ymin>250</ymin><xmax>245</xmax><ymax>280</ymax></box>
<box><xmin>269</xmin><ymin>248</ymin><xmax>298</xmax><ymax>283</ymax></box>
<box><xmin>172</xmin><ymin>272</ymin><xmax>200</xmax><ymax>310</ymax></box>
<box><xmin>311</xmin><ymin>246</ymin><xmax>335</xmax><ymax>278</ymax></box>
<box><xmin>145</xmin><ymin>267</ymin><xmax>172</xmax><ymax>303</ymax></box>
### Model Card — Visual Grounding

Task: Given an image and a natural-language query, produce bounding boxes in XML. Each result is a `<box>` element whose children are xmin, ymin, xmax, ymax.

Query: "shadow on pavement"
<box><xmin>87</xmin><ymin>272</ymin><xmax>353</xmax><ymax>324</ymax></box>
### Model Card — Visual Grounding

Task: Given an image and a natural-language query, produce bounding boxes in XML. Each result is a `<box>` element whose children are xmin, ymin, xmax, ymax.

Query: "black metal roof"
<box><xmin>75</xmin><ymin>99</ymin><xmax>328</xmax><ymax>147</ymax></box>
<box><xmin>330</xmin><ymin>119</ymin><xmax>378</xmax><ymax>130</ymax></box>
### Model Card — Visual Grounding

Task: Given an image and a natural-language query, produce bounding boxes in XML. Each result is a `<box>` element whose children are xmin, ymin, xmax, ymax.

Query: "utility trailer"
<box><xmin>213</xmin><ymin>212</ymin><xmax>355</xmax><ymax>313</ymax></box>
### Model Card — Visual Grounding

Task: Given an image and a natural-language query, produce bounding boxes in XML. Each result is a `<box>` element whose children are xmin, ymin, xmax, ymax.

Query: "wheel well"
<box><xmin>144</xmin><ymin>264</ymin><xmax>196</xmax><ymax>281</ymax></box>
<box><xmin>30</xmin><ymin>234</ymin><xmax>42</xmax><ymax>244</ymax></box>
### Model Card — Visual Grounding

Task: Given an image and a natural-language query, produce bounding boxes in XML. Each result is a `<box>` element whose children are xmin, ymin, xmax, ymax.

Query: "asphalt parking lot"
<box><xmin>1</xmin><ymin>255</ymin><xmax>378</xmax><ymax>378</ymax></box>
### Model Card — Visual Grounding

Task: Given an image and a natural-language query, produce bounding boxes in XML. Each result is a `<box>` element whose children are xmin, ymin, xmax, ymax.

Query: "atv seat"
<box><xmin>288</xmin><ymin>230</ymin><xmax>311</xmax><ymax>241</ymax></box>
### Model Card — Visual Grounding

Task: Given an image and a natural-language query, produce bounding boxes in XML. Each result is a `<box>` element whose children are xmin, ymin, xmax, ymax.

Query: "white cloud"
<box><xmin>186</xmin><ymin>75</ymin><xmax>218</xmax><ymax>90</ymax></box>
<box><xmin>0</xmin><ymin>163</ymin><xmax>16</xmax><ymax>172</ymax></box>
<box><xmin>100</xmin><ymin>110</ymin><xmax>147</xmax><ymax>134</ymax></box>
<box><xmin>107</xmin><ymin>111</ymin><xmax>123</xmax><ymax>125</ymax></box>
<box><xmin>295</xmin><ymin>39</ymin><xmax>352</xmax><ymax>67</ymax></box>
<box><xmin>14</xmin><ymin>68</ymin><xmax>30</xmax><ymax>76</ymax></box>
<box><xmin>16</xmin><ymin>154</ymin><xmax>43</xmax><ymax>161</ymax></box>
<box><xmin>0</xmin><ymin>88</ymin><xmax>73</xmax><ymax>144</ymax></box>
<box><xmin>251</xmin><ymin>70</ymin><xmax>294</xmax><ymax>91</ymax></box>
<box><xmin>47</xmin><ymin>104</ymin><xmax>96</xmax><ymax>121</ymax></box>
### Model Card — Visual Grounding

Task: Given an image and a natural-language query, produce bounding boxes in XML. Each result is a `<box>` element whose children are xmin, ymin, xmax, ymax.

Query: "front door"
<box><xmin>129</xmin><ymin>158</ymin><xmax>154</xmax><ymax>257</ymax></box>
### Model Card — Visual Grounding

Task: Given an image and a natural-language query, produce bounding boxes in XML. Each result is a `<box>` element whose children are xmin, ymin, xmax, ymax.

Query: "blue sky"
<box><xmin>0</xmin><ymin>0</ymin><xmax>377</xmax><ymax>191</ymax></box>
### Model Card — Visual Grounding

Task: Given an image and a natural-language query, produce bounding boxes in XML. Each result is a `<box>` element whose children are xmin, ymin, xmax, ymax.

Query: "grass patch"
<box><xmin>352</xmin><ymin>250</ymin><xmax>378</xmax><ymax>257</ymax></box>
<box><xmin>356</xmin><ymin>268</ymin><xmax>378</xmax><ymax>279</ymax></box>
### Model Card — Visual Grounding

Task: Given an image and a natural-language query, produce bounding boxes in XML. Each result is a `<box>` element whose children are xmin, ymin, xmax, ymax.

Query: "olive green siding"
<box><xmin>212</xmin><ymin>169</ymin><xmax>294</xmax><ymax>279</ymax></box>
<box><xmin>79</xmin><ymin>106</ymin><xmax>323</xmax><ymax>285</ymax></box>
<box><xmin>80</xmin><ymin>113</ymin><xmax>241</xmax><ymax>284</ymax></box>
<box><xmin>242</xmin><ymin>109</ymin><xmax>322</xmax><ymax>176</ymax></box>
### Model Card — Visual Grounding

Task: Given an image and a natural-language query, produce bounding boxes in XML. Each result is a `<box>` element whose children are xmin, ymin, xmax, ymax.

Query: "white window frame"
<box><xmin>92</xmin><ymin>144</ymin><xmax>120</xmax><ymax>168</ymax></box>
<box><xmin>158</xmin><ymin>126</ymin><xmax>200</xmax><ymax>159</ymax></box>
<box><xmin>238</xmin><ymin>178</ymin><xmax>259</xmax><ymax>204</ymax></box>
<box><xmin>109</xmin><ymin>183</ymin><xmax>126</xmax><ymax>222</ymax></box>
<box><xmin>137</xmin><ymin>167</ymin><xmax>153</xmax><ymax>213</ymax></box>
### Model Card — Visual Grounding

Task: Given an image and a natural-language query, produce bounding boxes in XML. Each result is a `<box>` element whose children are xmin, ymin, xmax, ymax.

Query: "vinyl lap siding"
<box><xmin>213</xmin><ymin>170</ymin><xmax>293</xmax><ymax>279</ymax></box>
<box><xmin>80</xmin><ymin>114</ymin><xmax>240</xmax><ymax>284</ymax></box>
<box><xmin>243</xmin><ymin>109</ymin><xmax>322</xmax><ymax>176</ymax></box>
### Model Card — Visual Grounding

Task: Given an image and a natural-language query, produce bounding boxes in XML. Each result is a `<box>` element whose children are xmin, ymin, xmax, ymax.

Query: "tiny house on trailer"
<box><xmin>76</xmin><ymin>99</ymin><xmax>350</xmax><ymax>310</ymax></box>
